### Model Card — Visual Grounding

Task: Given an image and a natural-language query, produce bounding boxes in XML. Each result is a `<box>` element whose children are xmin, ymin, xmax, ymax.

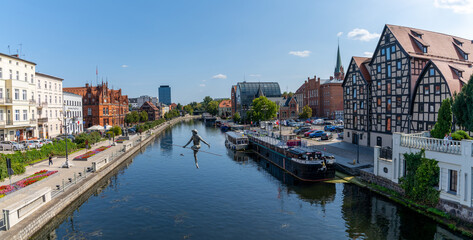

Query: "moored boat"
<box><xmin>225</xmin><ymin>131</ymin><xmax>249</xmax><ymax>151</ymax></box>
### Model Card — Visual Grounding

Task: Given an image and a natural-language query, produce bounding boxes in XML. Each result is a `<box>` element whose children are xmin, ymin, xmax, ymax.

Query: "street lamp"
<box><xmin>61</xmin><ymin>109</ymin><xmax>73</xmax><ymax>168</ymax></box>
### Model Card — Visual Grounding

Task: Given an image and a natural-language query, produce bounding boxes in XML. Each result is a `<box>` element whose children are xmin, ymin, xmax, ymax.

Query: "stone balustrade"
<box><xmin>400</xmin><ymin>134</ymin><xmax>462</xmax><ymax>155</ymax></box>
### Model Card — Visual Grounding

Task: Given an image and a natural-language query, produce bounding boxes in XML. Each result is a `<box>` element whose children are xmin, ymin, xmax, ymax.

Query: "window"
<box><xmin>377</xmin><ymin>82</ymin><xmax>381</xmax><ymax>89</ymax></box>
<box><xmin>361</xmin><ymin>101</ymin><xmax>364</xmax><ymax>109</ymax></box>
<box><xmin>103</xmin><ymin>108</ymin><xmax>106</xmax><ymax>115</ymax></box>
<box><xmin>31</xmin><ymin>74</ymin><xmax>33</xmax><ymax>83</ymax></box>
<box><xmin>9</xmin><ymin>70</ymin><xmax>12</xmax><ymax>79</ymax></box>
<box><xmin>22</xmin><ymin>90</ymin><xmax>26</xmax><ymax>100</ymax></box>
<box><xmin>387</xmin><ymin>81</ymin><xmax>391</xmax><ymax>94</ymax></box>
<box><xmin>88</xmin><ymin>108</ymin><xmax>92</xmax><ymax>116</ymax></box>
<box><xmin>352</xmin><ymin>75</ymin><xmax>356</xmax><ymax>84</ymax></box>
<box><xmin>0</xmin><ymin>68</ymin><xmax>2</xmax><ymax>78</ymax></box>
<box><xmin>435</xmin><ymin>85</ymin><xmax>441</xmax><ymax>94</ymax></box>
<box><xmin>50</xmin><ymin>110</ymin><xmax>52</xmax><ymax>118</ymax></box>
<box><xmin>387</xmin><ymin>65</ymin><xmax>392</xmax><ymax>77</ymax></box>
<box><xmin>387</xmin><ymin>99</ymin><xmax>392</xmax><ymax>112</ymax></box>
<box><xmin>430</xmin><ymin>104</ymin><xmax>434</xmax><ymax>112</ymax></box>
<box><xmin>429</xmin><ymin>68</ymin><xmax>434</xmax><ymax>76</ymax></box>
<box><xmin>377</xmin><ymin>65</ymin><xmax>381</xmax><ymax>73</ymax></box>
<box><xmin>397</xmin><ymin>60</ymin><xmax>401</xmax><ymax>70</ymax></box>
<box><xmin>55</xmin><ymin>96</ymin><xmax>57</xmax><ymax>103</ymax></box>
<box><xmin>353</xmin><ymin>102</ymin><xmax>357</xmax><ymax>112</ymax></box>
<box><xmin>23</xmin><ymin>110</ymin><xmax>27</xmax><ymax>120</ymax></box>
<box><xmin>391</xmin><ymin>45</ymin><xmax>395</xmax><ymax>53</ymax></box>
<box><xmin>396</xmin><ymin>115</ymin><xmax>401</xmax><ymax>125</ymax></box>
<box><xmin>38</xmin><ymin>79</ymin><xmax>41</xmax><ymax>89</ymax></box>
<box><xmin>24</xmin><ymin>73</ymin><xmax>27</xmax><ymax>82</ymax></box>
<box><xmin>449</xmin><ymin>170</ymin><xmax>458</xmax><ymax>194</ymax></box>
<box><xmin>386</xmin><ymin>47</ymin><xmax>391</xmax><ymax>61</ymax></box>
<box><xmin>14</xmin><ymin>89</ymin><xmax>19</xmax><ymax>100</ymax></box>
<box><xmin>381</xmin><ymin>48</ymin><xmax>385</xmax><ymax>55</ymax></box>
<box><xmin>49</xmin><ymin>96</ymin><xmax>52</xmax><ymax>103</ymax></box>
<box><xmin>419</xmin><ymin>104</ymin><xmax>424</xmax><ymax>112</ymax></box>
<box><xmin>454</xmin><ymin>38</ymin><xmax>463</xmax><ymax>46</ymax></box>
<box><xmin>396</xmin><ymin>78</ymin><xmax>401</xmax><ymax>88</ymax></box>
<box><xmin>424</xmin><ymin>86</ymin><xmax>429</xmax><ymax>94</ymax></box>
<box><xmin>0</xmin><ymin>88</ymin><xmax>3</xmax><ymax>99</ymax></box>
<box><xmin>55</xmin><ymin>110</ymin><xmax>57</xmax><ymax>117</ymax></box>
<box><xmin>423</xmin><ymin>46</ymin><xmax>427</xmax><ymax>53</ymax></box>
<box><xmin>49</xmin><ymin>82</ymin><xmax>51</xmax><ymax>89</ymax></box>
<box><xmin>386</xmin><ymin>117</ymin><xmax>391</xmax><ymax>132</ymax></box>
<box><xmin>31</xmin><ymin>110</ymin><xmax>34</xmax><ymax>120</ymax></box>
<box><xmin>16</xmin><ymin>71</ymin><xmax>19</xmax><ymax>80</ymax></box>
<box><xmin>346</xmin><ymin>87</ymin><xmax>349</xmax><ymax>95</ymax></box>
<box><xmin>353</xmin><ymin>89</ymin><xmax>357</xmax><ymax>98</ymax></box>
<box><xmin>0</xmin><ymin>110</ymin><xmax>3</xmax><ymax>121</ymax></box>
<box><xmin>15</xmin><ymin>110</ymin><xmax>19</xmax><ymax>121</ymax></box>
<box><xmin>377</xmin><ymin>97</ymin><xmax>381</xmax><ymax>106</ymax></box>
<box><xmin>44</xmin><ymin>95</ymin><xmax>47</xmax><ymax>104</ymax></box>
<box><xmin>396</xmin><ymin>97</ymin><xmax>401</xmax><ymax>107</ymax></box>
<box><xmin>360</xmin><ymin>86</ymin><xmax>363</xmax><ymax>94</ymax></box>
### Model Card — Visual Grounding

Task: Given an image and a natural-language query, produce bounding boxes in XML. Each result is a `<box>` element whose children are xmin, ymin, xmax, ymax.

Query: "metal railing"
<box><xmin>379</xmin><ymin>147</ymin><xmax>393</xmax><ymax>159</ymax></box>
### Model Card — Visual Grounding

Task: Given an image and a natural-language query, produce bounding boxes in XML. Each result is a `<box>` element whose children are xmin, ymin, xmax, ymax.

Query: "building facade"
<box><xmin>218</xmin><ymin>99</ymin><xmax>232</xmax><ymax>118</ymax></box>
<box><xmin>140</xmin><ymin>101</ymin><xmax>160</xmax><ymax>121</ymax></box>
<box><xmin>231</xmin><ymin>85</ymin><xmax>237</xmax><ymax>116</ymax></box>
<box><xmin>36</xmin><ymin>72</ymin><xmax>63</xmax><ymax>138</ymax></box>
<box><xmin>234</xmin><ymin>82</ymin><xmax>281</xmax><ymax>119</ymax></box>
<box><xmin>343</xmin><ymin>24</ymin><xmax>473</xmax><ymax>147</ymax></box>
<box><xmin>159</xmin><ymin>85</ymin><xmax>171</xmax><ymax>105</ymax></box>
<box><xmin>0</xmin><ymin>53</ymin><xmax>38</xmax><ymax>141</ymax></box>
<box><xmin>129</xmin><ymin>97</ymin><xmax>138</xmax><ymax>109</ymax></box>
<box><xmin>64</xmin><ymin>82</ymin><xmax>129</xmax><ymax>128</ymax></box>
<box><xmin>63</xmin><ymin>91</ymin><xmax>83</xmax><ymax>134</ymax></box>
<box><xmin>279</xmin><ymin>96</ymin><xmax>299</xmax><ymax>120</ymax></box>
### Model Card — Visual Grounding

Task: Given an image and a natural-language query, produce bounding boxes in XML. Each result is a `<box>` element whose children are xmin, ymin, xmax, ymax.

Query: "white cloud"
<box><xmin>199</xmin><ymin>84</ymin><xmax>206</xmax><ymax>87</ymax></box>
<box><xmin>212</xmin><ymin>74</ymin><xmax>227</xmax><ymax>79</ymax></box>
<box><xmin>363</xmin><ymin>52</ymin><xmax>373</xmax><ymax>57</ymax></box>
<box><xmin>288</xmin><ymin>50</ymin><xmax>311</xmax><ymax>57</ymax></box>
<box><xmin>337</xmin><ymin>32</ymin><xmax>343</xmax><ymax>37</ymax></box>
<box><xmin>121</xmin><ymin>64</ymin><xmax>129</xmax><ymax>68</ymax></box>
<box><xmin>434</xmin><ymin>0</ymin><xmax>473</xmax><ymax>14</ymax></box>
<box><xmin>348</xmin><ymin>28</ymin><xmax>380</xmax><ymax>41</ymax></box>
<box><xmin>249</xmin><ymin>74</ymin><xmax>261</xmax><ymax>77</ymax></box>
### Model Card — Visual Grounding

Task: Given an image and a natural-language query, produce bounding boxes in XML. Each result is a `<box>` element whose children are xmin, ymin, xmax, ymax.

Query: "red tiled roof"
<box><xmin>219</xmin><ymin>100</ymin><xmax>231</xmax><ymax>108</ymax></box>
<box><xmin>353</xmin><ymin>57</ymin><xmax>372</xmax><ymax>83</ymax></box>
<box><xmin>387</xmin><ymin>24</ymin><xmax>473</xmax><ymax>64</ymax></box>
<box><xmin>430</xmin><ymin>60</ymin><xmax>473</xmax><ymax>95</ymax></box>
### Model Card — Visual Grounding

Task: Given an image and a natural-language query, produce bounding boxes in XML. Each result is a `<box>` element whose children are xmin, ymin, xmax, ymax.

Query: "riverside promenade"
<box><xmin>0</xmin><ymin>115</ymin><xmax>199</xmax><ymax>240</ymax></box>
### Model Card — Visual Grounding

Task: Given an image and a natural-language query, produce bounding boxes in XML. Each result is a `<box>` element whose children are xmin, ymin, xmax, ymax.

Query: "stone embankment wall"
<box><xmin>1</xmin><ymin>116</ymin><xmax>199</xmax><ymax>240</ymax></box>
<box><xmin>358</xmin><ymin>170</ymin><xmax>405</xmax><ymax>195</ymax></box>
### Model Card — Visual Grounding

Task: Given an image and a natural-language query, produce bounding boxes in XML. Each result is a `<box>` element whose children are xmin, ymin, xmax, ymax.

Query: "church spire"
<box><xmin>334</xmin><ymin>41</ymin><xmax>344</xmax><ymax>80</ymax></box>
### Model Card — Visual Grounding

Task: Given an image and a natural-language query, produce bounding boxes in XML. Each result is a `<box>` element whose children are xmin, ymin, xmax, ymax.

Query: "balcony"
<box><xmin>37</xmin><ymin>102</ymin><xmax>48</xmax><ymax>109</ymax></box>
<box><xmin>38</xmin><ymin>117</ymin><xmax>48</xmax><ymax>124</ymax></box>
<box><xmin>29</xmin><ymin>99</ymin><xmax>36</xmax><ymax>105</ymax></box>
<box><xmin>29</xmin><ymin>119</ymin><xmax>37</xmax><ymax>124</ymax></box>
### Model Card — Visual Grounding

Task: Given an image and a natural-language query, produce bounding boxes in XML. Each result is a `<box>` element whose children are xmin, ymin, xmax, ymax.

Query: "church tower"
<box><xmin>334</xmin><ymin>43</ymin><xmax>344</xmax><ymax>80</ymax></box>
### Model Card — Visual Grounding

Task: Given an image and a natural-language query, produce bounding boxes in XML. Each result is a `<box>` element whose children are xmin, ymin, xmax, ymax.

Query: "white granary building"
<box><xmin>63</xmin><ymin>91</ymin><xmax>83</xmax><ymax>134</ymax></box>
<box><xmin>36</xmin><ymin>72</ymin><xmax>64</xmax><ymax>139</ymax></box>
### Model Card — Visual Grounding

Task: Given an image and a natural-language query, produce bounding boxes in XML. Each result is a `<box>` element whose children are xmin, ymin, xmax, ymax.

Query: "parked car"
<box><xmin>20</xmin><ymin>140</ymin><xmax>39</xmax><ymax>149</ymax></box>
<box><xmin>57</xmin><ymin>134</ymin><xmax>75</xmax><ymax>141</ymax></box>
<box><xmin>294</xmin><ymin>127</ymin><xmax>311</xmax><ymax>135</ymax></box>
<box><xmin>321</xmin><ymin>132</ymin><xmax>333</xmax><ymax>140</ymax></box>
<box><xmin>33</xmin><ymin>140</ymin><xmax>44</xmax><ymax>148</ymax></box>
<box><xmin>304</xmin><ymin>129</ymin><xmax>318</xmax><ymax>137</ymax></box>
<box><xmin>42</xmin><ymin>139</ymin><xmax>53</xmax><ymax>145</ymax></box>
<box><xmin>338</xmin><ymin>132</ymin><xmax>344</xmax><ymax>139</ymax></box>
<box><xmin>0</xmin><ymin>141</ymin><xmax>25</xmax><ymax>151</ymax></box>
<box><xmin>324</xmin><ymin>125</ymin><xmax>333</xmax><ymax>131</ymax></box>
<box><xmin>309</xmin><ymin>130</ymin><xmax>325</xmax><ymax>138</ymax></box>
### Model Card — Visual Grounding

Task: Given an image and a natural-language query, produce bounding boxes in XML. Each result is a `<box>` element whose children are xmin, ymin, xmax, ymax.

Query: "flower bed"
<box><xmin>73</xmin><ymin>146</ymin><xmax>111</xmax><ymax>160</ymax></box>
<box><xmin>0</xmin><ymin>170</ymin><xmax>58</xmax><ymax>198</ymax></box>
<box><xmin>115</xmin><ymin>139</ymin><xmax>125</xmax><ymax>143</ymax></box>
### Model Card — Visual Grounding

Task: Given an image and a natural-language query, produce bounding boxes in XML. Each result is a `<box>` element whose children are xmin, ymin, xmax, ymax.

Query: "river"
<box><xmin>32</xmin><ymin>120</ymin><xmax>468</xmax><ymax>239</ymax></box>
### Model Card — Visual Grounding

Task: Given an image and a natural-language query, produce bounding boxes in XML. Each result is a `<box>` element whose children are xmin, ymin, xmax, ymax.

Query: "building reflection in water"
<box><xmin>159</xmin><ymin>129</ymin><xmax>173</xmax><ymax>152</ymax></box>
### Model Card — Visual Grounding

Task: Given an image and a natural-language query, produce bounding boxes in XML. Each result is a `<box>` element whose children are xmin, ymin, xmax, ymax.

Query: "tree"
<box><xmin>183</xmin><ymin>105</ymin><xmax>194</xmax><ymax>115</ymax></box>
<box><xmin>140</xmin><ymin>111</ymin><xmax>148</xmax><ymax>122</ymax></box>
<box><xmin>299</xmin><ymin>105</ymin><xmax>312</xmax><ymax>119</ymax></box>
<box><xmin>232</xmin><ymin>112</ymin><xmax>241</xmax><ymax>123</ymax></box>
<box><xmin>453</xmin><ymin>74</ymin><xmax>473</xmax><ymax>132</ymax></box>
<box><xmin>202</xmin><ymin>96</ymin><xmax>213</xmax><ymax>109</ymax></box>
<box><xmin>111</xmin><ymin>126</ymin><xmax>122</xmax><ymax>136</ymax></box>
<box><xmin>176</xmin><ymin>103</ymin><xmax>183</xmax><ymax>110</ymax></box>
<box><xmin>125</xmin><ymin>111</ymin><xmax>140</xmax><ymax>125</ymax></box>
<box><xmin>206</xmin><ymin>101</ymin><xmax>219</xmax><ymax>116</ymax></box>
<box><xmin>430</xmin><ymin>98</ymin><xmax>452</xmax><ymax>138</ymax></box>
<box><xmin>248</xmin><ymin>96</ymin><xmax>279</xmax><ymax>122</ymax></box>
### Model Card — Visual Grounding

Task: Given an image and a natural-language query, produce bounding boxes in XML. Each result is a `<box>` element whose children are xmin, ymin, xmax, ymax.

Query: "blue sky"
<box><xmin>1</xmin><ymin>0</ymin><xmax>472</xmax><ymax>104</ymax></box>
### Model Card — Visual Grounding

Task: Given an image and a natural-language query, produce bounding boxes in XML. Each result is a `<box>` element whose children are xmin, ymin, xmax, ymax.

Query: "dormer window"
<box><xmin>453</xmin><ymin>38</ymin><xmax>463</xmax><ymax>47</ymax></box>
<box><xmin>411</xmin><ymin>30</ymin><xmax>423</xmax><ymax>39</ymax></box>
<box><xmin>454</xmin><ymin>44</ymin><xmax>469</xmax><ymax>60</ymax></box>
<box><xmin>450</xmin><ymin>66</ymin><xmax>464</xmax><ymax>78</ymax></box>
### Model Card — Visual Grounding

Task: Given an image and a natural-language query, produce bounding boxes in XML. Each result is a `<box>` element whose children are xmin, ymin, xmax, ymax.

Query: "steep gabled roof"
<box><xmin>430</xmin><ymin>60</ymin><xmax>473</xmax><ymax>95</ymax></box>
<box><xmin>353</xmin><ymin>57</ymin><xmax>372</xmax><ymax>83</ymax></box>
<box><xmin>387</xmin><ymin>24</ymin><xmax>473</xmax><ymax>63</ymax></box>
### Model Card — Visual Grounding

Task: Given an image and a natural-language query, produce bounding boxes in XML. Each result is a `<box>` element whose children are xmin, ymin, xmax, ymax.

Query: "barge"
<box><xmin>225</xmin><ymin>131</ymin><xmax>249</xmax><ymax>151</ymax></box>
<box><xmin>247</xmin><ymin>133</ymin><xmax>335</xmax><ymax>181</ymax></box>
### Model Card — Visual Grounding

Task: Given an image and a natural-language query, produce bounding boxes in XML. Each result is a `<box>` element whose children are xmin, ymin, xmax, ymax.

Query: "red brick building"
<box><xmin>279</xmin><ymin>96</ymin><xmax>299</xmax><ymax>120</ymax></box>
<box><xmin>64</xmin><ymin>82</ymin><xmax>129</xmax><ymax>128</ymax></box>
<box><xmin>230</xmin><ymin>85</ymin><xmax>237</xmax><ymax>115</ymax></box>
<box><xmin>140</xmin><ymin>101</ymin><xmax>161</xmax><ymax>121</ymax></box>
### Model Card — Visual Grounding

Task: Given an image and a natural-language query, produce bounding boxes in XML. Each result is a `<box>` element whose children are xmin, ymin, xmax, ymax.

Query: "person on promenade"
<box><xmin>48</xmin><ymin>155</ymin><xmax>53</xmax><ymax>166</ymax></box>
<box><xmin>183</xmin><ymin>129</ymin><xmax>210</xmax><ymax>169</ymax></box>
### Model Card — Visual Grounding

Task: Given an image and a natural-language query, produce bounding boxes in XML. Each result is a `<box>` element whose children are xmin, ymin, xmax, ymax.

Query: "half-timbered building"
<box><xmin>343</xmin><ymin>24</ymin><xmax>473</xmax><ymax>147</ymax></box>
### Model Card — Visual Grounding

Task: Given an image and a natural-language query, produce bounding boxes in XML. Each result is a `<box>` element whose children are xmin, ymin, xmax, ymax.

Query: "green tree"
<box><xmin>233</xmin><ymin>112</ymin><xmax>241</xmax><ymax>123</ymax></box>
<box><xmin>140</xmin><ymin>111</ymin><xmax>148</xmax><ymax>122</ymax></box>
<box><xmin>125</xmin><ymin>111</ymin><xmax>140</xmax><ymax>125</ymax></box>
<box><xmin>111</xmin><ymin>126</ymin><xmax>122</xmax><ymax>136</ymax></box>
<box><xmin>206</xmin><ymin>101</ymin><xmax>219</xmax><ymax>115</ymax></box>
<box><xmin>299</xmin><ymin>105</ymin><xmax>312</xmax><ymax>119</ymax></box>
<box><xmin>202</xmin><ymin>96</ymin><xmax>213</xmax><ymax>109</ymax></box>
<box><xmin>176</xmin><ymin>103</ymin><xmax>183</xmax><ymax>110</ymax></box>
<box><xmin>430</xmin><ymin>98</ymin><xmax>452</xmax><ymax>138</ymax></box>
<box><xmin>248</xmin><ymin>96</ymin><xmax>279</xmax><ymax>122</ymax></box>
<box><xmin>452</xmin><ymin>74</ymin><xmax>473</xmax><ymax>131</ymax></box>
<box><xmin>183</xmin><ymin>105</ymin><xmax>194</xmax><ymax>115</ymax></box>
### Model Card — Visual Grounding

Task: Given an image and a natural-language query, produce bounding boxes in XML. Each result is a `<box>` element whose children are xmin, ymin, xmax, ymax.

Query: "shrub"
<box><xmin>430</xmin><ymin>98</ymin><xmax>452</xmax><ymax>139</ymax></box>
<box><xmin>451</xmin><ymin>130</ymin><xmax>472</xmax><ymax>141</ymax></box>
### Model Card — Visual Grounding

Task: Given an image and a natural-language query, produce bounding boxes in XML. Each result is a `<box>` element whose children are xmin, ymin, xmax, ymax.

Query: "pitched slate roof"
<box><xmin>352</xmin><ymin>57</ymin><xmax>372</xmax><ymax>83</ymax></box>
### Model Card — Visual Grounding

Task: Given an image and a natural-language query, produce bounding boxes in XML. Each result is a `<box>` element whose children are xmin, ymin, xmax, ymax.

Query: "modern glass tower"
<box><xmin>159</xmin><ymin>85</ymin><xmax>172</xmax><ymax>105</ymax></box>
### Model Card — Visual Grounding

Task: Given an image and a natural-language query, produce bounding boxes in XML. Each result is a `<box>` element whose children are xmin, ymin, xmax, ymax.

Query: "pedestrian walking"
<box><xmin>48</xmin><ymin>155</ymin><xmax>53</xmax><ymax>166</ymax></box>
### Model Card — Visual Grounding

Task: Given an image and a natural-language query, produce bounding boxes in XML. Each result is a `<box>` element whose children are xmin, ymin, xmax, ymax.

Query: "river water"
<box><xmin>32</xmin><ymin>120</ymin><xmax>467</xmax><ymax>239</ymax></box>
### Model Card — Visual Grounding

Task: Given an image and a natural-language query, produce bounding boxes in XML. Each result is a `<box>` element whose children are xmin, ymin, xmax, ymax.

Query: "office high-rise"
<box><xmin>159</xmin><ymin>85</ymin><xmax>171</xmax><ymax>105</ymax></box>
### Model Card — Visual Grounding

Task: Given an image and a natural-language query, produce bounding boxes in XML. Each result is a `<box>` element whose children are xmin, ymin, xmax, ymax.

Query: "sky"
<box><xmin>0</xmin><ymin>0</ymin><xmax>472</xmax><ymax>105</ymax></box>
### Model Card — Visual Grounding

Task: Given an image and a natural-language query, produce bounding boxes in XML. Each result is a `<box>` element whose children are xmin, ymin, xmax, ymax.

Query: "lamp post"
<box><xmin>61</xmin><ymin>109</ymin><xmax>73</xmax><ymax>168</ymax></box>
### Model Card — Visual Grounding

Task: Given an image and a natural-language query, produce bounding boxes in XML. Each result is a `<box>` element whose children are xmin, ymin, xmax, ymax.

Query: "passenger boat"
<box><xmin>225</xmin><ymin>131</ymin><xmax>249</xmax><ymax>151</ymax></box>
<box><xmin>246</xmin><ymin>132</ymin><xmax>335</xmax><ymax>181</ymax></box>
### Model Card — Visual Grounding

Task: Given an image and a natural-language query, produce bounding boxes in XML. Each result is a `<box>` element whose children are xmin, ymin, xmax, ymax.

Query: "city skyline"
<box><xmin>0</xmin><ymin>0</ymin><xmax>472</xmax><ymax>104</ymax></box>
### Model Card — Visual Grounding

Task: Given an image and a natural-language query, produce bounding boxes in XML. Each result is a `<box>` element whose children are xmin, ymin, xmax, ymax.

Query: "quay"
<box><xmin>0</xmin><ymin>115</ymin><xmax>199</xmax><ymax>240</ymax></box>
